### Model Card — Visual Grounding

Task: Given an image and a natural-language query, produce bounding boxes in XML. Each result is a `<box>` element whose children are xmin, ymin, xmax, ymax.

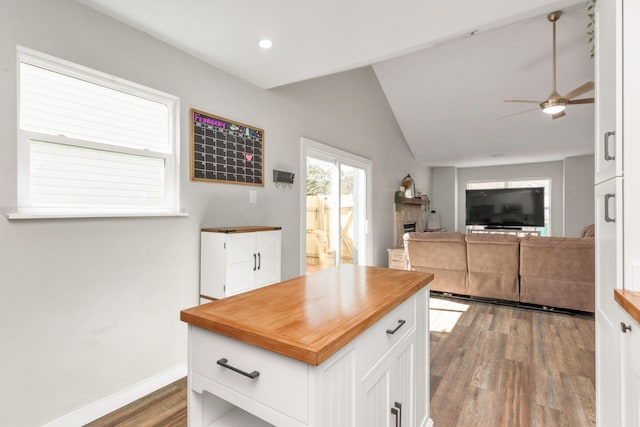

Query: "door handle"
<box><xmin>604</xmin><ymin>194</ymin><xmax>615</xmax><ymax>223</ymax></box>
<box><xmin>621</xmin><ymin>322</ymin><xmax>632</xmax><ymax>333</ymax></box>
<box><xmin>257</xmin><ymin>252</ymin><xmax>261</xmax><ymax>270</ymax></box>
<box><xmin>390</xmin><ymin>402</ymin><xmax>402</xmax><ymax>427</ymax></box>
<box><xmin>253</xmin><ymin>253</ymin><xmax>257</xmax><ymax>271</ymax></box>
<box><xmin>604</xmin><ymin>131</ymin><xmax>616</xmax><ymax>161</ymax></box>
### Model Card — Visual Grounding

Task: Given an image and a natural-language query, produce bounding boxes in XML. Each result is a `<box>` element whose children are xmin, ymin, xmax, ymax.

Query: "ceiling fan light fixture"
<box><xmin>541</xmin><ymin>101</ymin><xmax>567</xmax><ymax>115</ymax></box>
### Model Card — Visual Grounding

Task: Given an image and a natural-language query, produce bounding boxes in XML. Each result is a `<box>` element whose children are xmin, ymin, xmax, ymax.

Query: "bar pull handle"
<box><xmin>395</xmin><ymin>402</ymin><xmax>402</xmax><ymax>426</ymax></box>
<box><xmin>216</xmin><ymin>358</ymin><xmax>260</xmax><ymax>379</ymax></box>
<box><xmin>386</xmin><ymin>319</ymin><xmax>406</xmax><ymax>335</ymax></box>
<box><xmin>604</xmin><ymin>194</ymin><xmax>615</xmax><ymax>223</ymax></box>
<box><xmin>621</xmin><ymin>322</ymin><xmax>632</xmax><ymax>333</ymax></box>
<box><xmin>253</xmin><ymin>253</ymin><xmax>257</xmax><ymax>271</ymax></box>
<box><xmin>391</xmin><ymin>406</ymin><xmax>400</xmax><ymax>427</ymax></box>
<box><xmin>258</xmin><ymin>252</ymin><xmax>261</xmax><ymax>270</ymax></box>
<box><xmin>604</xmin><ymin>131</ymin><xmax>616</xmax><ymax>161</ymax></box>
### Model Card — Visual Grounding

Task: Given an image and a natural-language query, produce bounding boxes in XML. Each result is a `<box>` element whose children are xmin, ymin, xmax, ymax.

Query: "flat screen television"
<box><xmin>465</xmin><ymin>187</ymin><xmax>545</xmax><ymax>228</ymax></box>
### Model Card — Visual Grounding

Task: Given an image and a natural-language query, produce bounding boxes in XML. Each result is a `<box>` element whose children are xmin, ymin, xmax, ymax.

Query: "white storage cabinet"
<box><xmin>200</xmin><ymin>227</ymin><xmax>281</xmax><ymax>300</ymax></box>
<box><xmin>187</xmin><ymin>286</ymin><xmax>430</xmax><ymax>427</ymax></box>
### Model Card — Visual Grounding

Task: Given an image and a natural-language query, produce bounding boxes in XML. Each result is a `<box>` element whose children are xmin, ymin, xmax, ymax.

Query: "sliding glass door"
<box><xmin>302</xmin><ymin>139</ymin><xmax>371</xmax><ymax>274</ymax></box>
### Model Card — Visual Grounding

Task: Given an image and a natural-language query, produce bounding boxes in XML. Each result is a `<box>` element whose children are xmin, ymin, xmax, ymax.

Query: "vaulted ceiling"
<box><xmin>76</xmin><ymin>0</ymin><xmax>594</xmax><ymax>167</ymax></box>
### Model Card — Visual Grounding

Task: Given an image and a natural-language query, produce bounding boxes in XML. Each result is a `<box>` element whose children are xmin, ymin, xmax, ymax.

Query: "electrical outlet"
<box><xmin>250</xmin><ymin>190</ymin><xmax>257</xmax><ymax>203</ymax></box>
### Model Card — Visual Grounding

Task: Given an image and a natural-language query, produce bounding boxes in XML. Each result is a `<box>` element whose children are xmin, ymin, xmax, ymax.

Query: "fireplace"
<box><xmin>394</xmin><ymin>198</ymin><xmax>429</xmax><ymax>247</ymax></box>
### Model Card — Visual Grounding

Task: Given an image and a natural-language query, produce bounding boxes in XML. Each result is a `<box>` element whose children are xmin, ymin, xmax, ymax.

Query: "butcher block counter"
<box><xmin>181</xmin><ymin>264</ymin><xmax>434</xmax><ymax>427</ymax></box>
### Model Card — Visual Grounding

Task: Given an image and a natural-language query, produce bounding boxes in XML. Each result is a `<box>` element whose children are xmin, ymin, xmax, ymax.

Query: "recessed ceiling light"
<box><xmin>259</xmin><ymin>39</ymin><xmax>273</xmax><ymax>49</ymax></box>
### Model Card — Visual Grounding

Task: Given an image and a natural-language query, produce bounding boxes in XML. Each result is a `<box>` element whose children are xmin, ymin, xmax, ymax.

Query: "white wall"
<box><xmin>456</xmin><ymin>161</ymin><xmax>565</xmax><ymax>235</ymax></box>
<box><xmin>564</xmin><ymin>155</ymin><xmax>595</xmax><ymax>237</ymax></box>
<box><xmin>0</xmin><ymin>1</ymin><xmax>428</xmax><ymax>426</ymax></box>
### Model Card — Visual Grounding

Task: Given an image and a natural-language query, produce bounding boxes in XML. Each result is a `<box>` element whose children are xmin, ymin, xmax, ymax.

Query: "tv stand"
<box><xmin>484</xmin><ymin>225</ymin><xmax>522</xmax><ymax>230</ymax></box>
<box><xmin>468</xmin><ymin>227</ymin><xmax>540</xmax><ymax>237</ymax></box>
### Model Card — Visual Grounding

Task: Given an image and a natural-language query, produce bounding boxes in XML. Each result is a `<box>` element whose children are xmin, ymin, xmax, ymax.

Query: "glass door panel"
<box><xmin>305</xmin><ymin>155</ymin><xmax>367</xmax><ymax>273</ymax></box>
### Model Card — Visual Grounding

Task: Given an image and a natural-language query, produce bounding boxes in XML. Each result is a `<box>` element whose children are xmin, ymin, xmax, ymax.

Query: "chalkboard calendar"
<box><xmin>190</xmin><ymin>108</ymin><xmax>264</xmax><ymax>186</ymax></box>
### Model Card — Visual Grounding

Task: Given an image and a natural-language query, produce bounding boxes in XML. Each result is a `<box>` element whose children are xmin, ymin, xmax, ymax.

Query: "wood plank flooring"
<box><xmin>86</xmin><ymin>296</ymin><xmax>595</xmax><ymax>426</ymax></box>
<box><xmin>84</xmin><ymin>377</ymin><xmax>187</xmax><ymax>427</ymax></box>
<box><xmin>430</xmin><ymin>296</ymin><xmax>595</xmax><ymax>427</ymax></box>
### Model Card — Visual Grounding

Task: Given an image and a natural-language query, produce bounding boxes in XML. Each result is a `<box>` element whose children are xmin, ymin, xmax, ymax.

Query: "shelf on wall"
<box><xmin>401</xmin><ymin>198</ymin><xmax>429</xmax><ymax>205</ymax></box>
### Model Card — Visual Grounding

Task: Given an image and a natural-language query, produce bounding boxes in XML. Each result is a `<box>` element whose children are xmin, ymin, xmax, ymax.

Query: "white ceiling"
<box><xmin>76</xmin><ymin>0</ymin><xmax>594</xmax><ymax>167</ymax></box>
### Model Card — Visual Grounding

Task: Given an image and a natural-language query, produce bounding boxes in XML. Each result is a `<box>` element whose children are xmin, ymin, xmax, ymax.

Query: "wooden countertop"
<box><xmin>614</xmin><ymin>289</ymin><xmax>640</xmax><ymax>325</ymax></box>
<box><xmin>181</xmin><ymin>265</ymin><xmax>433</xmax><ymax>365</ymax></box>
<box><xmin>201</xmin><ymin>226</ymin><xmax>281</xmax><ymax>233</ymax></box>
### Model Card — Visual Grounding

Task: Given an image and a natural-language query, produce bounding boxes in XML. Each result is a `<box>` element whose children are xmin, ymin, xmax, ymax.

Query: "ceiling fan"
<box><xmin>503</xmin><ymin>10</ymin><xmax>594</xmax><ymax>120</ymax></box>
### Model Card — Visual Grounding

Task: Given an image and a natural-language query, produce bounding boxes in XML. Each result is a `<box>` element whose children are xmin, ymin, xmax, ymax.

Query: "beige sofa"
<box><xmin>404</xmin><ymin>231</ymin><xmax>595</xmax><ymax>312</ymax></box>
<box><xmin>403</xmin><ymin>232</ymin><xmax>468</xmax><ymax>295</ymax></box>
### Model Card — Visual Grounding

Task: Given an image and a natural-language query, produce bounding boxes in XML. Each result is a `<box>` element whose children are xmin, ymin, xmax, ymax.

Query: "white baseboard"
<box><xmin>43</xmin><ymin>363</ymin><xmax>187</xmax><ymax>427</ymax></box>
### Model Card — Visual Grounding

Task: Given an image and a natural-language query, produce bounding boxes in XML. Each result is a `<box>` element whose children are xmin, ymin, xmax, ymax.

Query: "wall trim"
<box><xmin>43</xmin><ymin>363</ymin><xmax>187</xmax><ymax>426</ymax></box>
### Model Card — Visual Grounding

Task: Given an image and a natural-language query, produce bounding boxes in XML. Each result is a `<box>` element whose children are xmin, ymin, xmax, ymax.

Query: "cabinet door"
<box><xmin>390</xmin><ymin>332</ymin><xmax>415</xmax><ymax>427</ymax></box>
<box><xmin>594</xmin><ymin>0</ymin><xmax>622</xmax><ymax>183</ymax></box>
<box><xmin>226</xmin><ymin>234</ymin><xmax>256</xmax><ymax>296</ymax></box>
<box><xmin>595</xmin><ymin>177</ymin><xmax>624</xmax><ymax>426</ymax></box>
<box><xmin>595</xmin><ymin>177</ymin><xmax>624</xmax><ymax>315</ymax></box>
<box><xmin>622</xmin><ymin>312</ymin><xmax>640</xmax><ymax>427</ymax></box>
<box><xmin>255</xmin><ymin>230</ymin><xmax>281</xmax><ymax>288</ymax></box>
<box><xmin>360</xmin><ymin>358</ymin><xmax>392</xmax><ymax>427</ymax></box>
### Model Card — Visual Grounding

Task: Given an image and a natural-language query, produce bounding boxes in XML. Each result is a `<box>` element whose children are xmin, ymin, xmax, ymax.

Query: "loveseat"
<box><xmin>403</xmin><ymin>231</ymin><xmax>595</xmax><ymax>312</ymax></box>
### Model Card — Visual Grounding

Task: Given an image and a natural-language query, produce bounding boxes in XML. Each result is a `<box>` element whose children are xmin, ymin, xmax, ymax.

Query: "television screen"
<box><xmin>465</xmin><ymin>187</ymin><xmax>545</xmax><ymax>227</ymax></box>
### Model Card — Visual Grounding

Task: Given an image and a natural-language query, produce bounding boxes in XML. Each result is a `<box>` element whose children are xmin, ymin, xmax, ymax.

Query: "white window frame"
<box><xmin>10</xmin><ymin>46</ymin><xmax>183</xmax><ymax>219</ymax></box>
<box><xmin>466</xmin><ymin>178</ymin><xmax>551</xmax><ymax>235</ymax></box>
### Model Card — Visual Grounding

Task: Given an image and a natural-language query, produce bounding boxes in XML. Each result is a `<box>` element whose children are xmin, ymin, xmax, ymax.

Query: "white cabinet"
<box><xmin>186</xmin><ymin>286</ymin><xmax>429</xmax><ymax>427</ymax></box>
<box><xmin>621</xmin><ymin>310</ymin><xmax>640</xmax><ymax>426</ymax></box>
<box><xmin>594</xmin><ymin>0</ymin><xmax>640</xmax><ymax>423</ymax></box>
<box><xmin>594</xmin><ymin>0</ymin><xmax>624</xmax><ymax>422</ymax></box>
<box><xmin>200</xmin><ymin>227</ymin><xmax>281</xmax><ymax>300</ymax></box>
<box><xmin>594</xmin><ymin>0</ymin><xmax>622</xmax><ymax>184</ymax></box>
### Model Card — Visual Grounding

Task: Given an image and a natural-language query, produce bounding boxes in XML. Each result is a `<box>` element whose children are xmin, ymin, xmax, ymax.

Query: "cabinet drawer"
<box><xmin>355</xmin><ymin>294</ymin><xmax>416</xmax><ymax>378</ymax></box>
<box><xmin>190</xmin><ymin>326</ymin><xmax>308</xmax><ymax>423</ymax></box>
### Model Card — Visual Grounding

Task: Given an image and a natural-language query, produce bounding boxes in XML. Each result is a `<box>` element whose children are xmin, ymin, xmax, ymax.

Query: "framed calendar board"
<box><xmin>190</xmin><ymin>108</ymin><xmax>264</xmax><ymax>186</ymax></box>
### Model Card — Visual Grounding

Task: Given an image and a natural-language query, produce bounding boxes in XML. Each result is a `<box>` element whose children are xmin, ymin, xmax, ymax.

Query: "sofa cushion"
<box><xmin>519</xmin><ymin>235</ymin><xmax>595</xmax><ymax>312</ymax></box>
<box><xmin>465</xmin><ymin>233</ymin><xmax>520</xmax><ymax>301</ymax></box>
<box><xmin>404</xmin><ymin>232</ymin><xmax>468</xmax><ymax>295</ymax></box>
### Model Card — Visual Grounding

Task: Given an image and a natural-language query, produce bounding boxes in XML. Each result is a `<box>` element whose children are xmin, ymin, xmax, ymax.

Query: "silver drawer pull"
<box><xmin>604</xmin><ymin>131</ymin><xmax>616</xmax><ymax>161</ymax></box>
<box><xmin>217</xmin><ymin>358</ymin><xmax>260</xmax><ymax>379</ymax></box>
<box><xmin>386</xmin><ymin>319</ymin><xmax>406</xmax><ymax>335</ymax></box>
<box><xmin>605</xmin><ymin>194</ymin><xmax>615</xmax><ymax>223</ymax></box>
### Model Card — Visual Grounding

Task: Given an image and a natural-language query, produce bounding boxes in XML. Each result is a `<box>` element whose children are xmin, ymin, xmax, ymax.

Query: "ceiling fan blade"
<box><xmin>562</xmin><ymin>81</ymin><xmax>594</xmax><ymax>100</ymax></box>
<box><xmin>567</xmin><ymin>97</ymin><xmax>594</xmax><ymax>105</ymax></box>
<box><xmin>552</xmin><ymin>111</ymin><xmax>566</xmax><ymax>120</ymax></box>
<box><xmin>498</xmin><ymin>107</ymin><xmax>540</xmax><ymax>120</ymax></box>
<box><xmin>503</xmin><ymin>99</ymin><xmax>542</xmax><ymax>104</ymax></box>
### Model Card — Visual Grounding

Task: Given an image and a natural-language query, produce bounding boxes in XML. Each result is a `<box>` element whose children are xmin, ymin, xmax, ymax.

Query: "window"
<box><xmin>466</xmin><ymin>178</ymin><xmax>551</xmax><ymax>235</ymax></box>
<box><xmin>14</xmin><ymin>47</ymin><xmax>181</xmax><ymax>218</ymax></box>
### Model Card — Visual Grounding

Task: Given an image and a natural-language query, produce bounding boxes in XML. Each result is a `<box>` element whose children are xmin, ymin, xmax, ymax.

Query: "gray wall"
<box><xmin>456</xmin><ymin>161</ymin><xmax>565</xmax><ymax>235</ymax></box>
<box><xmin>0</xmin><ymin>1</ymin><xmax>428</xmax><ymax>426</ymax></box>
<box><xmin>430</xmin><ymin>159</ymin><xmax>595</xmax><ymax>237</ymax></box>
<box><xmin>564</xmin><ymin>155</ymin><xmax>595</xmax><ymax>237</ymax></box>
<box><xmin>431</xmin><ymin>167</ymin><xmax>458</xmax><ymax>231</ymax></box>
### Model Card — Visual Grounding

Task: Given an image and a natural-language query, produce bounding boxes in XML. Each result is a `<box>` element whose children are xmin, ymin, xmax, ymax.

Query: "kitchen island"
<box><xmin>180</xmin><ymin>264</ymin><xmax>434</xmax><ymax>426</ymax></box>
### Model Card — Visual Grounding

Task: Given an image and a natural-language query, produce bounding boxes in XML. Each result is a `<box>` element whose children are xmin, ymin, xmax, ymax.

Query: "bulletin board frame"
<box><xmin>190</xmin><ymin>108</ymin><xmax>264</xmax><ymax>186</ymax></box>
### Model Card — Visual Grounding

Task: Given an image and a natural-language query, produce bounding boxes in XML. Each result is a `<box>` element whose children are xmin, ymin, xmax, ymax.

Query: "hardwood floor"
<box><xmin>87</xmin><ymin>296</ymin><xmax>595</xmax><ymax>426</ymax></box>
<box><xmin>84</xmin><ymin>377</ymin><xmax>187</xmax><ymax>427</ymax></box>
<box><xmin>430</xmin><ymin>296</ymin><xmax>595</xmax><ymax>427</ymax></box>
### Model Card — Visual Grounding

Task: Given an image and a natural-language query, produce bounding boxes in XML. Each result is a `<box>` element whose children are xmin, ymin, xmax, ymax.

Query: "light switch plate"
<box><xmin>250</xmin><ymin>190</ymin><xmax>257</xmax><ymax>203</ymax></box>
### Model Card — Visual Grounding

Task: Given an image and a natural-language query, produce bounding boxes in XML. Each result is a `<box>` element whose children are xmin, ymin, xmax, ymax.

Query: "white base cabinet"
<box><xmin>187</xmin><ymin>287</ymin><xmax>430</xmax><ymax>427</ymax></box>
<box><xmin>200</xmin><ymin>227</ymin><xmax>281</xmax><ymax>300</ymax></box>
